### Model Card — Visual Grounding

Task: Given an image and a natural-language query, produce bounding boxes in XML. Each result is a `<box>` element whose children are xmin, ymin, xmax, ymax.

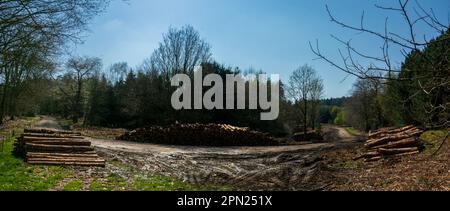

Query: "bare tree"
<box><xmin>0</xmin><ymin>29</ymin><xmax>56</xmax><ymax>122</ymax></box>
<box><xmin>310</xmin><ymin>0</ymin><xmax>449</xmax><ymax>129</ymax></box>
<box><xmin>309</xmin><ymin>78</ymin><xmax>324</xmax><ymax>130</ymax></box>
<box><xmin>107</xmin><ymin>62</ymin><xmax>130</xmax><ymax>84</ymax></box>
<box><xmin>142</xmin><ymin>25</ymin><xmax>212</xmax><ymax>80</ymax></box>
<box><xmin>345</xmin><ymin>78</ymin><xmax>385</xmax><ymax>132</ymax></box>
<box><xmin>61</xmin><ymin>56</ymin><xmax>102</xmax><ymax>123</ymax></box>
<box><xmin>0</xmin><ymin>0</ymin><xmax>109</xmax><ymax>53</ymax></box>
<box><xmin>0</xmin><ymin>0</ymin><xmax>109</xmax><ymax>123</ymax></box>
<box><xmin>287</xmin><ymin>64</ymin><xmax>323</xmax><ymax>139</ymax></box>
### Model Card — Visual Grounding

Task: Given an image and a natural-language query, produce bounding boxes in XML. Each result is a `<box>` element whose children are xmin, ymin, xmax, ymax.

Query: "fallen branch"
<box><xmin>377</xmin><ymin>147</ymin><xmax>419</xmax><ymax>155</ymax></box>
<box><xmin>368</xmin><ymin>125</ymin><xmax>415</xmax><ymax>139</ymax></box>
<box><xmin>431</xmin><ymin>131</ymin><xmax>450</xmax><ymax>156</ymax></box>
<box><xmin>372</xmin><ymin>137</ymin><xmax>419</xmax><ymax>149</ymax></box>
<box><xmin>362</xmin><ymin>126</ymin><xmax>425</xmax><ymax>162</ymax></box>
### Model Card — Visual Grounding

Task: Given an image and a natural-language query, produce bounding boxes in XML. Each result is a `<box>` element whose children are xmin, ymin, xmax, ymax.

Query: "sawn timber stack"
<box><xmin>354</xmin><ymin>125</ymin><xmax>425</xmax><ymax>162</ymax></box>
<box><xmin>14</xmin><ymin>128</ymin><xmax>105</xmax><ymax>167</ymax></box>
<box><xmin>117</xmin><ymin>123</ymin><xmax>278</xmax><ymax>146</ymax></box>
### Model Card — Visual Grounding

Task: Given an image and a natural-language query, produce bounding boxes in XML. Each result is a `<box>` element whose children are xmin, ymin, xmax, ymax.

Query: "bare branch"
<box><xmin>325</xmin><ymin>4</ymin><xmax>416</xmax><ymax>50</ymax></box>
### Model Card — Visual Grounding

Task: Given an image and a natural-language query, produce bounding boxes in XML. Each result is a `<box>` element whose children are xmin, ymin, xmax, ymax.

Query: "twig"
<box><xmin>431</xmin><ymin>131</ymin><xmax>450</xmax><ymax>156</ymax></box>
<box><xmin>312</xmin><ymin>183</ymin><xmax>333</xmax><ymax>191</ymax></box>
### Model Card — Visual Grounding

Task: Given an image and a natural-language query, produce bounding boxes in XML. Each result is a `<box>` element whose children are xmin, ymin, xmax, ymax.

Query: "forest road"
<box><xmin>87</xmin><ymin>125</ymin><xmax>361</xmax><ymax>190</ymax></box>
<box><xmin>36</xmin><ymin>116</ymin><xmax>362</xmax><ymax>190</ymax></box>
<box><xmin>34</xmin><ymin>116</ymin><xmax>63</xmax><ymax>130</ymax></box>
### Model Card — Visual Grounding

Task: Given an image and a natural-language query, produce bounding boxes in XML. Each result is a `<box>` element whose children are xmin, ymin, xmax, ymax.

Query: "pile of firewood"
<box><xmin>355</xmin><ymin>125</ymin><xmax>424</xmax><ymax>162</ymax></box>
<box><xmin>14</xmin><ymin>128</ymin><xmax>105</xmax><ymax>167</ymax></box>
<box><xmin>292</xmin><ymin>130</ymin><xmax>323</xmax><ymax>142</ymax></box>
<box><xmin>117</xmin><ymin>123</ymin><xmax>278</xmax><ymax>146</ymax></box>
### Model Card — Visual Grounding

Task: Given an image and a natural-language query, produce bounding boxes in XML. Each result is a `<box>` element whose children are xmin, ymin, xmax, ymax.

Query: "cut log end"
<box><xmin>362</xmin><ymin>126</ymin><xmax>424</xmax><ymax>162</ymax></box>
<box><xmin>15</xmin><ymin>127</ymin><xmax>104</xmax><ymax>167</ymax></box>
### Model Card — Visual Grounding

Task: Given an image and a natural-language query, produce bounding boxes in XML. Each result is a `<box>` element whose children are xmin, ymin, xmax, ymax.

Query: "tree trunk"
<box><xmin>25</xmin><ymin>143</ymin><xmax>94</xmax><ymax>153</ymax></box>
<box><xmin>73</xmin><ymin>76</ymin><xmax>83</xmax><ymax>124</ymax></box>
<box><xmin>0</xmin><ymin>68</ymin><xmax>10</xmax><ymax>124</ymax></box>
<box><xmin>377</xmin><ymin>147</ymin><xmax>419</xmax><ymax>155</ymax></box>
<box><xmin>311</xmin><ymin>103</ymin><xmax>316</xmax><ymax>130</ymax></box>
<box><xmin>371</xmin><ymin>137</ymin><xmax>420</xmax><ymax>149</ymax></box>
<box><xmin>304</xmin><ymin>98</ymin><xmax>308</xmax><ymax>141</ymax></box>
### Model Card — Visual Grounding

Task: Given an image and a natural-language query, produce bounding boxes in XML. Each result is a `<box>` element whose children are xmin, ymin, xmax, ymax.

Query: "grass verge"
<box><xmin>345</xmin><ymin>127</ymin><xmax>365</xmax><ymax>137</ymax></box>
<box><xmin>62</xmin><ymin>179</ymin><xmax>83</xmax><ymax>191</ymax></box>
<box><xmin>0</xmin><ymin>136</ymin><xmax>71</xmax><ymax>191</ymax></box>
<box><xmin>1</xmin><ymin>117</ymin><xmax>232</xmax><ymax>191</ymax></box>
<box><xmin>420</xmin><ymin>130</ymin><xmax>450</xmax><ymax>154</ymax></box>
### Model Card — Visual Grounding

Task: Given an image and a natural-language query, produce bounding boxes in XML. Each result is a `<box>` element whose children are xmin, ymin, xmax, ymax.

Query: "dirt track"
<box><xmin>34</xmin><ymin>116</ymin><xmax>62</xmax><ymax>130</ymax></box>
<box><xmin>89</xmin><ymin>138</ymin><xmax>332</xmax><ymax>155</ymax></box>
<box><xmin>30</xmin><ymin>117</ymin><xmax>449</xmax><ymax>191</ymax></box>
<box><xmin>88</xmin><ymin>125</ymin><xmax>361</xmax><ymax>190</ymax></box>
<box><xmin>37</xmin><ymin>117</ymin><xmax>361</xmax><ymax>190</ymax></box>
<box><xmin>88</xmin><ymin>124</ymin><xmax>358</xmax><ymax>156</ymax></box>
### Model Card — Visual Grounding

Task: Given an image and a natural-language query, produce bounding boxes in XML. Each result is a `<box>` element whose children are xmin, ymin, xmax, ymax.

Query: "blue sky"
<box><xmin>73</xmin><ymin>0</ymin><xmax>450</xmax><ymax>98</ymax></box>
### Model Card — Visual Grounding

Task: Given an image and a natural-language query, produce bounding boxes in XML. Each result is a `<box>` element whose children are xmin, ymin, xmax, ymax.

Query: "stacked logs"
<box><xmin>14</xmin><ymin>128</ymin><xmax>105</xmax><ymax>167</ymax></box>
<box><xmin>117</xmin><ymin>123</ymin><xmax>278</xmax><ymax>146</ymax></box>
<box><xmin>355</xmin><ymin>125</ymin><xmax>424</xmax><ymax>162</ymax></box>
<box><xmin>292</xmin><ymin>130</ymin><xmax>323</xmax><ymax>142</ymax></box>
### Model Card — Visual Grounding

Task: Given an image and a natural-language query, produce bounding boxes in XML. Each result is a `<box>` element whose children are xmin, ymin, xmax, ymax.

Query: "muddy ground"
<box><xmin>31</xmin><ymin>117</ymin><xmax>361</xmax><ymax>190</ymax></box>
<box><xmin>85</xmin><ymin>125</ymin><xmax>362</xmax><ymax>191</ymax></box>
<box><xmin>28</xmin><ymin>117</ymin><xmax>450</xmax><ymax>191</ymax></box>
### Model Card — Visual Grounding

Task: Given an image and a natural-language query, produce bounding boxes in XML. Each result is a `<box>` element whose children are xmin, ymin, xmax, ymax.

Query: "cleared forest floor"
<box><xmin>0</xmin><ymin>116</ymin><xmax>448</xmax><ymax>191</ymax></box>
<box><xmin>322</xmin><ymin>130</ymin><xmax>450</xmax><ymax>191</ymax></box>
<box><xmin>0</xmin><ymin>117</ymin><xmax>228</xmax><ymax>191</ymax></box>
<box><xmin>86</xmin><ymin>125</ymin><xmax>362</xmax><ymax>190</ymax></box>
<box><xmin>66</xmin><ymin>120</ymin><xmax>450</xmax><ymax>191</ymax></box>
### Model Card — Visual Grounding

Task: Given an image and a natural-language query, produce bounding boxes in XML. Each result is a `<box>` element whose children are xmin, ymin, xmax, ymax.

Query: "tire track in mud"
<box><xmin>93</xmin><ymin>143</ymin><xmax>338</xmax><ymax>190</ymax></box>
<box><xmin>31</xmin><ymin>116</ymin><xmax>363</xmax><ymax>190</ymax></box>
<box><xmin>42</xmin><ymin>118</ymin><xmax>359</xmax><ymax>191</ymax></box>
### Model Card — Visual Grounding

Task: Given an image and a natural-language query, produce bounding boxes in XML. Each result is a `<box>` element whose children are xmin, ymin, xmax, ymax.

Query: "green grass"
<box><xmin>0</xmin><ymin>136</ymin><xmax>71</xmax><ymax>191</ymax></box>
<box><xmin>1</xmin><ymin>119</ymin><xmax>232</xmax><ymax>191</ymax></box>
<box><xmin>105</xmin><ymin>160</ymin><xmax>232</xmax><ymax>191</ymax></box>
<box><xmin>329</xmin><ymin>160</ymin><xmax>361</xmax><ymax>170</ymax></box>
<box><xmin>89</xmin><ymin>175</ymin><xmax>128</xmax><ymax>191</ymax></box>
<box><xmin>0</xmin><ymin>136</ymin><xmax>231</xmax><ymax>191</ymax></box>
<box><xmin>420</xmin><ymin>130</ymin><xmax>449</xmax><ymax>154</ymax></box>
<box><xmin>89</xmin><ymin>174</ymin><xmax>231</xmax><ymax>191</ymax></box>
<box><xmin>58</xmin><ymin>119</ymin><xmax>74</xmax><ymax>130</ymax></box>
<box><xmin>25</xmin><ymin>116</ymin><xmax>40</xmax><ymax>123</ymax></box>
<box><xmin>62</xmin><ymin>179</ymin><xmax>83</xmax><ymax>191</ymax></box>
<box><xmin>89</xmin><ymin>181</ymin><xmax>105</xmax><ymax>191</ymax></box>
<box><xmin>345</xmin><ymin>127</ymin><xmax>364</xmax><ymax>137</ymax></box>
<box><xmin>132</xmin><ymin>175</ymin><xmax>231</xmax><ymax>191</ymax></box>
<box><xmin>88</xmin><ymin>172</ymin><xmax>231</xmax><ymax>191</ymax></box>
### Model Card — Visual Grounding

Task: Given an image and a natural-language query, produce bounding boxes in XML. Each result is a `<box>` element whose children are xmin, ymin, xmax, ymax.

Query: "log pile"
<box><xmin>117</xmin><ymin>123</ymin><xmax>278</xmax><ymax>146</ymax></box>
<box><xmin>14</xmin><ymin>128</ymin><xmax>105</xmax><ymax>167</ymax></box>
<box><xmin>292</xmin><ymin>130</ymin><xmax>323</xmax><ymax>142</ymax></box>
<box><xmin>355</xmin><ymin>125</ymin><xmax>424</xmax><ymax>162</ymax></box>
